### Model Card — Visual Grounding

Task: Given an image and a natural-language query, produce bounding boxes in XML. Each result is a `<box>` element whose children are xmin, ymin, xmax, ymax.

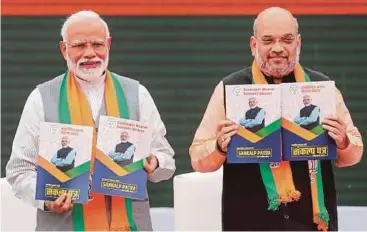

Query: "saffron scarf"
<box><xmin>252</xmin><ymin>61</ymin><xmax>330</xmax><ymax>231</ymax></box>
<box><xmin>59</xmin><ymin>70</ymin><xmax>138</xmax><ymax>231</ymax></box>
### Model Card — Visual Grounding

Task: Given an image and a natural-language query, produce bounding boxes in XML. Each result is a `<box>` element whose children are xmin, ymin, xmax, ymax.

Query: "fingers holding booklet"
<box><xmin>45</xmin><ymin>193</ymin><xmax>74</xmax><ymax>213</ymax></box>
<box><xmin>35</xmin><ymin>115</ymin><xmax>156</xmax><ymax>204</ymax></box>
<box><xmin>143</xmin><ymin>155</ymin><xmax>158</xmax><ymax>173</ymax></box>
<box><xmin>216</xmin><ymin>120</ymin><xmax>239</xmax><ymax>153</ymax></box>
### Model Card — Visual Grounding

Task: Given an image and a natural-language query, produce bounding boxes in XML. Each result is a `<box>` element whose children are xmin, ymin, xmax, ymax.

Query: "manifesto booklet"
<box><xmin>36</xmin><ymin>122</ymin><xmax>93</xmax><ymax>203</ymax></box>
<box><xmin>225</xmin><ymin>84</ymin><xmax>282</xmax><ymax>163</ymax></box>
<box><xmin>281</xmin><ymin>81</ymin><xmax>336</xmax><ymax>161</ymax></box>
<box><xmin>91</xmin><ymin>115</ymin><xmax>152</xmax><ymax>200</ymax></box>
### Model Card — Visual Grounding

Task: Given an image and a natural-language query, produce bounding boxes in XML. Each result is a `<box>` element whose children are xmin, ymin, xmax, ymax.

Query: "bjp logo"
<box><xmin>232</xmin><ymin>86</ymin><xmax>241</xmax><ymax>96</ymax></box>
<box><xmin>50</xmin><ymin>125</ymin><xmax>60</xmax><ymax>134</ymax></box>
<box><xmin>107</xmin><ymin>119</ymin><xmax>117</xmax><ymax>129</ymax></box>
<box><xmin>289</xmin><ymin>84</ymin><xmax>298</xmax><ymax>95</ymax></box>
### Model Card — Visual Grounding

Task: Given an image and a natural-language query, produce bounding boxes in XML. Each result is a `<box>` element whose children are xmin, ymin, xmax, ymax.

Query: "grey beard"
<box><xmin>255</xmin><ymin>48</ymin><xmax>300</xmax><ymax>78</ymax></box>
<box><xmin>259</xmin><ymin>58</ymin><xmax>297</xmax><ymax>78</ymax></box>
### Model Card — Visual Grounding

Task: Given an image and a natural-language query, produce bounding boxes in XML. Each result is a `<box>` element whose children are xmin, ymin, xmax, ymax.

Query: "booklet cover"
<box><xmin>225</xmin><ymin>84</ymin><xmax>282</xmax><ymax>163</ymax></box>
<box><xmin>91</xmin><ymin>115</ymin><xmax>152</xmax><ymax>200</ymax></box>
<box><xmin>36</xmin><ymin>122</ymin><xmax>93</xmax><ymax>204</ymax></box>
<box><xmin>281</xmin><ymin>81</ymin><xmax>337</xmax><ymax>161</ymax></box>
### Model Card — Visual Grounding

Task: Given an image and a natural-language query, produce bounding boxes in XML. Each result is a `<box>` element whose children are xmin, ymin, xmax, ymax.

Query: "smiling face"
<box><xmin>250</xmin><ymin>7</ymin><xmax>301</xmax><ymax>79</ymax></box>
<box><xmin>60</xmin><ymin>17</ymin><xmax>111</xmax><ymax>82</ymax></box>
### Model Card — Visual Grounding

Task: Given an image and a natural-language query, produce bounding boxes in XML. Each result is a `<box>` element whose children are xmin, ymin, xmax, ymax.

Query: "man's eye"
<box><xmin>93</xmin><ymin>43</ymin><xmax>104</xmax><ymax>47</ymax></box>
<box><xmin>72</xmin><ymin>44</ymin><xmax>85</xmax><ymax>48</ymax></box>
<box><xmin>262</xmin><ymin>39</ymin><xmax>273</xmax><ymax>44</ymax></box>
<box><xmin>284</xmin><ymin>39</ymin><xmax>294</xmax><ymax>43</ymax></box>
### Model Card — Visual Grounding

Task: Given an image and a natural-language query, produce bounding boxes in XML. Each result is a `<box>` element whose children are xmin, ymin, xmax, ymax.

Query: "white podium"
<box><xmin>173</xmin><ymin>168</ymin><xmax>223</xmax><ymax>231</ymax></box>
<box><xmin>1</xmin><ymin>178</ymin><xmax>37</xmax><ymax>231</ymax></box>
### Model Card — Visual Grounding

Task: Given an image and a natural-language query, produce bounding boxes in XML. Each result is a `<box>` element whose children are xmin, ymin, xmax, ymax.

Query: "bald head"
<box><xmin>250</xmin><ymin>7</ymin><xmax>301</xmax><ymax>79</ymax></box>
<box><xmin>253</xmin><ymin>7</ymin><xmax>298</xmax><ymax>37</ymax></box>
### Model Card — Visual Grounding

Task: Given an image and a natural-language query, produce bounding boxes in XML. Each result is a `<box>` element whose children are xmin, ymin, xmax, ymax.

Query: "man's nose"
<box><xmin>82</xmin><ymin>44</ymin><xmax>97</xmax><ymax>59</ymax></box>
<box><xmin>271</xmin><ymin>41</ymin><xmax>284</xmax><ymax>53</ymax></box>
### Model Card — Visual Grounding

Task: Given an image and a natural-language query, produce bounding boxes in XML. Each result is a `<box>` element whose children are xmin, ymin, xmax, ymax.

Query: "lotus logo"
<box><xmin>107</xmin><ymin>119</ymin><xmax>117</xmax><ymax>128</ymax></box>
<box><xmin>232</xmin><ymin>86</ymin><xmax>241</xmax><ymax>96</ymax></box>
<box><xmin>289</xmin><ymin>85</ymin><xmax>298</xmax><ymax>95</ymax></box>
<box><xmin>50</xmin><ymin>125</ymin><xmax>60</xmax><ymax>134</ymax></box>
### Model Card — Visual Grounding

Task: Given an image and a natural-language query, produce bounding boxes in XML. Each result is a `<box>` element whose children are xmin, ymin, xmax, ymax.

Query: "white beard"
<box><xmin>66</xmin><ymin>52</ymin><xmax>109</xmax><ymax>82</ymax></box>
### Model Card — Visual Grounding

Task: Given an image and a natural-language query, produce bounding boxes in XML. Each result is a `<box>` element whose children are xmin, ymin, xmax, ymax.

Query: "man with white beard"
<box><xmin>294</xmin><ymin>95</ymin><xmax>321</xmax><ymax>130</ymax></box>
<box><xmin>6</xmin><ymin>10</ymin><xmax>176</xmax><ymax>231</ymax></box>
<box><xmin>189</xmin><ymin>7</ymin><xmax>363</xmax><ymax>231</ymax></box>
<box><xmin>239</xmin><ymin>97</ymin><xmax>265</xmax><ymax>133</ymax></box>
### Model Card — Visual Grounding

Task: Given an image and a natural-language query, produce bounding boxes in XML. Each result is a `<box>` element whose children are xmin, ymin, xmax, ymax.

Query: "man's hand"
<box><xmin>322</xmin><ymin>115</ymin><xmax>349</xmax><ymax>150</ymax></box>
<box><xmin>45</xmin><ymin>193</ymin><xmax>73</xmax><ymax>214</ymax></box>
<box><xmin>143</xmin><ymin>155</ymin><xmax>158</xmax><ymax>173</ymax></box>
<box><xmin>216</xmin><ymin>120</ymin><xmax>239</xmax><ymax>153</ymax></box>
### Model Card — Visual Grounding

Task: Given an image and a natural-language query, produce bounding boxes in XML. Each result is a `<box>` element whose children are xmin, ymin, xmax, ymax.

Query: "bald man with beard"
<box><xmin>189</xmin><ymin>7</ymin><xmax>363</xmax><ymax>231</ymax></box>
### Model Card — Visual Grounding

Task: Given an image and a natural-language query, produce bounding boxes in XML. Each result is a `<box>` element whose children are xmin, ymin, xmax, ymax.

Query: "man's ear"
<box><xmin>296</xmin><ymin>34</ymin><xmax>302</xmax><ymax>55</ymax></box>
<box><xmin>60</xmin><ymin>41</ymin><xmax>67</xmax><ymax>60</ymax></box>
<box><xmin>250</xmin><ymin>36</ymin><xmax>257</xmax><ymax>57</ymax></box>
<box><xmin>107</xmin><ymin>36</ymin><xmax>112</xmax><ymax>50</ymax></box>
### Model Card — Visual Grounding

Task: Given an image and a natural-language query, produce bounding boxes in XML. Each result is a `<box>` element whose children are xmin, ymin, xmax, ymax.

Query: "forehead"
<box><xmin>256</xmin><ymin>15</ymin><xmax>297</xmax><ymax>37</ymax></box>
<box><xmin>66</xmin><ymin>18</ymin><xmax>107</xmax><ymax>41</ymax></box>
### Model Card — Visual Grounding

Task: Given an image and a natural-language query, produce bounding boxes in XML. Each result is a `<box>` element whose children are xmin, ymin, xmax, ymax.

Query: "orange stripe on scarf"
<box><xmin>104</xmin><ymin>72</ymin><xmax>131</xmax><ymax>231</ymax></box>
<box><xmin>67</xmin><ymin>72</ymin><xmax>130</xmax><ymax>231</ymax></box>
<box><xmin>252</xmin><ymin>60</ymin><xmax>329</xmax><ymax>231</ymax></box>
<box><xmin>252</xmin><ymin>61</ymin><xmax>301</xmax><ymax>205</ymax></box>
<box><xmin>271</xmin><ymin>162</ymin><xmax>301</xmax><ymax>204</ymax></box>
<box><xmin>67</xmin><ymin>73</ymin><xmax>109</xmax><ymax>231</ymax></box>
